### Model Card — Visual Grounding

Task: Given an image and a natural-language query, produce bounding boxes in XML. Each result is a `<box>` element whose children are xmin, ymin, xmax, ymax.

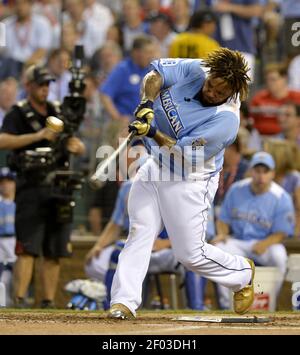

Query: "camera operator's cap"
<box><xmin>25</xmin><ymin>65</ymin><xmax>56</xmax><ymax>85</ymax></box>
<box><xmin>249</xmin><ymin>152</ymin><xmax>275</xmax><ymax>170</ymax></box>
<box><xmin>0</xmin><ymin>167</ymin><xmax>16</xmax><ymax>180</ymax></box>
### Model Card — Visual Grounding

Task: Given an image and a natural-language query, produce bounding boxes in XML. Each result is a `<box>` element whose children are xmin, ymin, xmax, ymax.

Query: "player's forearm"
<box><xmin>152</xmin><ymin>129</ymin><xmax>176</xmax><ymax>148</ymax></box>
<box><xmin>141</xmin><ymin>70</ymin><xmax>163</xmax><ymax>102</ymax></box>
<box><xmin>96</xmin><ymin>221</ymin><xmax>121</xmax><ymax>248</ymax></box>
<box><xmin>228</xmin><ymin>4</ymin><xmax>263</xmax><ymax>18</ymax></box>
<box><xmin>0</xmin><ymin>132</ymin><xmax>40</xmax><ymax>150</ymax></box>
<box><xmin>264</xmin><ymin>232</ymin><xmax>286</xmax><ymax>246</ymax></box>
<box><xmin>216</xmin><ymin>220</ymin><xmax>230</xmax><ymax>236</ymax></box>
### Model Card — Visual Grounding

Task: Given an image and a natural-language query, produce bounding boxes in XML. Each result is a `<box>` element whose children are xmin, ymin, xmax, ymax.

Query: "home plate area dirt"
<box><xmin>1</xmin><ymin>310</ymin><xmax>300</xmax><ymax>335</ymax></box>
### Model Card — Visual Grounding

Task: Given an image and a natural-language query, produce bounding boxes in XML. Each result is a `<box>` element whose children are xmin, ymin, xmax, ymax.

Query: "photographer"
<box><xmin>0</xmin><ymin>65</ymin><xmax>85</xmax><ymax>308</ymax></box>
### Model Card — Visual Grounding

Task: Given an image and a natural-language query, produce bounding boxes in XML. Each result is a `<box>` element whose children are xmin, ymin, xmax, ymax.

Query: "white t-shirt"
<box><xmin>3</xmin><ymin>14</ymin><xmax>52</xmax><ymax>63</ymax></box>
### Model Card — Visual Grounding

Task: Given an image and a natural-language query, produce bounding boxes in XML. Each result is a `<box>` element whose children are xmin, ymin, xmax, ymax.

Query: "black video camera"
<box><xmin>61</xmin><ymin>45</ymin><xmax>87</xmax><ymax>135</ymax></box>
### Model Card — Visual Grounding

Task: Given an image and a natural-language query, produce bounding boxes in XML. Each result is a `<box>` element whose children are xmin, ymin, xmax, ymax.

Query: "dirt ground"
<box><xmin>0</xmin><ymin>310</ymin><xmax>300</xmax><ymax>335</ymax></box>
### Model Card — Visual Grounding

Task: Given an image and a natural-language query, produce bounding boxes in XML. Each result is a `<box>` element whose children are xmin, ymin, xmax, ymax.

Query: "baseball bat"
<box><xmin>89</xmin><ymin>131</ymin><xmax>137</xmax><ymax>189</ymax></box>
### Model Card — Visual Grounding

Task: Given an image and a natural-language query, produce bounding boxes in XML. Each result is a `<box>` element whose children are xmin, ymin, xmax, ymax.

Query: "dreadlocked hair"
<box><xmin>202</xmin><ymin>48</ymin><xmax>251</xmax><ymax>101</ymax></box>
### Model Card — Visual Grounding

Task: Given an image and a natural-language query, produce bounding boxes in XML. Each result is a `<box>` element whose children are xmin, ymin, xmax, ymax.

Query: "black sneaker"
<box><xmin>40</xmin><ymin>300</ymin><xmax>56</xmax><ymax>309</ymax></box>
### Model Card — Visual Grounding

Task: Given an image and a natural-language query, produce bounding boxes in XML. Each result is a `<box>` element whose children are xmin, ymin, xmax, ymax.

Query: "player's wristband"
<box><xmin>140</xmin><ymin>99</ymin><xmax>154</xmax><ymax>109</ymax></box>
<box><xmin>146</xmin><ymin>126</ymin><xmax>157</xmax><ymax>138</ymax></box>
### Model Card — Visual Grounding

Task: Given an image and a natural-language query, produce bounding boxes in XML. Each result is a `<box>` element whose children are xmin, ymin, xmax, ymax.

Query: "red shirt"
<box><xmin>250</xmin><ymin>89</ymin><xmax>300</xmax><ymax>135</ymax></box>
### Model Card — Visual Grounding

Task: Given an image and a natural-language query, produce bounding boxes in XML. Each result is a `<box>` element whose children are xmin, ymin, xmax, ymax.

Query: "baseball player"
<box><xmin>213</xmin><ymin>152</ymin><xmax>295</xmax><ymax>309</ymax></box>
<box><xmin>109</xmin><ymin>48</ymin><xmax>254</xmax><ymax>319</ymax></box>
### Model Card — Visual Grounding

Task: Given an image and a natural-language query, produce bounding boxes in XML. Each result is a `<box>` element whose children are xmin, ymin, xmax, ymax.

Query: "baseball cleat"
<box><xmin>233</xmin><ymin>258</ymin><xmax>255</xmax><ymax>315</ymax></box>
<box><xmin>107</xmin><ymin>303</ymin><xmax>135</xmax><ymax>320</ymax></box>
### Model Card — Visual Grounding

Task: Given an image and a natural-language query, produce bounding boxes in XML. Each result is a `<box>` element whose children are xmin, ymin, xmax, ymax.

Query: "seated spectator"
<box><xmin>250</xmin><ymin>63</ymin><xmax>300</xmax><ymax>135</ymax></box>
<box><xmin>0</xmin><ymin>77</ymin><xmax>18</xmax><ymax>127</ymax></box>
<box><xmin>119</xmin><ymin>0</ymin><xmax>149</xmax><ymax>54</ymax></box>
<box><xmin>169</xmin><ymin>10</ymin><xmax>219</xmax><ymax>59</ymax></box>
<box><xmin>212</xmin><ymin>0</ymin><xmax>263</xmax><ymax>81</ymax></box>
<box><xmin>2</xmin><ymin>0</ymin><xmax>52</xmax><ymax>78</ymax></box>
<box><xmin>264</xmin><ymin>139</ymin><xmax>300</xmax><ymax>238</ymax></box>
<box><xmin>147</xmin><ymin>12</ymin><xmax>177</xmax><ymax>57</ymax></box>
<box><xmin>90</xmin><ymin>41</ymin><xmax>123</xmax><ymax>85</ymax></box>
<box><xmin>170</xmin><ymin>0</ymin><xmax>191</xmax><ymax>33</ymax></box>
<box><xmin>64</xmin><ymin>0</ymin><xmax>111</xmax><ymax>59</ymax></box>
<box><xmin>142</xmin><ymin>0</ymin><xmax>172</xmax><ymax>18</ymax></box>
<box><xmin>239</xmin><ymin>101</ymin><xmax>262</xmax><ymax>153</ymax></box>
<box><xmin>277</xmin><ymin>102</ymin><xmax>300</xmax><ymax>147</ymax></box>
<box><xmin>0</xmin><ymin>167</ymin><xmax>16</xmax><ymax>307</ymax></box>
<box><xmin>214</xmin><ymin>135</ymin><xmax>250</xmax><ymax>209</ymax></box>
<box><xmin>47</xmin><ymin>48</ymin><xmax>72</xmax><ymax>102</ymax></box>
<box><xmin>212</xmin><ymin>152</ymin><xmax>295</xmax><ymax>309</ymax></box>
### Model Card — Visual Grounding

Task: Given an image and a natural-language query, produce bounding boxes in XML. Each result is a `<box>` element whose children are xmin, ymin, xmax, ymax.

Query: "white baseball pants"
<box><xmin>110</xmin><ymin>158</ymin><xmax>252</xmax><ymax>315</ymax></box>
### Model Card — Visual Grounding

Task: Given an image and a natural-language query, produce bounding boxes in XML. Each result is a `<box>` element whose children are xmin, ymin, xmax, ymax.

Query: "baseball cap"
<box><xmin>0</xmin><ymin>167</ymin><xmax>16</xmax><ymax>180</ymax></box>
<box><xmin>249</xmin><ymin>152</ymin><xmax>275</xmax><ymax>170</ymax></box>
<box><xmin>25</xmin><ymin>65</ymin><xmax>55</xmax><ymax>85</ymax></box>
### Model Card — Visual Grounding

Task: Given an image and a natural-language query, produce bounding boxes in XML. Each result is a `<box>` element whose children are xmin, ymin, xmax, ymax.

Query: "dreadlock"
<box><xmin>202</xmin><ymin>48</ymin><xmax>251</xmax><ymax>101</ymax></box>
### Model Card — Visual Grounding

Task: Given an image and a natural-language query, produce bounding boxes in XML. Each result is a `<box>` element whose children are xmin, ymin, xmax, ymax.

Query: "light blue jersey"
<box><xmin>0</xmin><ymin>197</ymin><xmax>15</xmax><ymax>237</ymax></box>
<box><xmin>143</xmin><ymin>58</ymin><xmax>240</xmax><ymax>178</ymax></box>
<box><xmin>219</xmin><ymin>178</ymin><xmax>295</xmax><ymax>240</ymax></box>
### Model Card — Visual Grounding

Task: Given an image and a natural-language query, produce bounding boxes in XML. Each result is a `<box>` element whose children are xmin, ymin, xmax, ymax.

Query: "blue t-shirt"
<box><xmin>100</xmin><ymin>57</ymin><xmax>151</xmax><ymax>119</ymax></box>
<box><xmin>144</xmin><ymin>58</ymin><xmax>240</xmax><ymax>178</ymax></box>
<box><xmin>214</xmin><ymin>0</ymin><xmax>259</xmax><ymax>54</ymax></box>
<box><xmin>219</xmin><ymin>178</ymin><xmax>295</xmax><ymax>240</ymax></box>
<box><xmin>0</xmin><ymin>197</ymin><xmax>15</xmax><ymax>236</ymax></box>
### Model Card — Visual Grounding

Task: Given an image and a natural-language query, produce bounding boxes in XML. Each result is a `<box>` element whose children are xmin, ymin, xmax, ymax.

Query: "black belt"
<box><xmin>0</xmin><ymin>234</ymin><xmax>15</xmax><ymax>238</ymax></box>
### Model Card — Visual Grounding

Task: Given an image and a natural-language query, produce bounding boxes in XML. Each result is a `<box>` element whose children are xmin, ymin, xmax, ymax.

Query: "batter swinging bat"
<box><xmin>89</xmin><ymin>131</ymin><xmax>137</xmax><ymax>189</ymax></box>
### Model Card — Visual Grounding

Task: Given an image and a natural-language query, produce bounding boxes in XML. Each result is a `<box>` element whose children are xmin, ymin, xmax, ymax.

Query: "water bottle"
<box><xmin>0</xmin><ymin>282</ymin><xmax>6</xmax><ymax>307</ymax></box>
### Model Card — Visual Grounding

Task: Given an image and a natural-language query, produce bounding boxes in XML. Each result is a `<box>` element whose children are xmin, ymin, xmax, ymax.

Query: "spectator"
<box><xmin>277</xmin><ymin>102</ymin><xmax>300</xmax><ymax>147</ymax></box>
<box><xmin>32</xmin><ymin>0</ymin><xmax>61</xmax><ymax>48</ymax></box>
<box><xmin>264</xmin><ymin>139</ymin><xmax>300</xmax><ymax>238</ymax></box>
<box><xmin>2</xmin><ymin>0</ymin><xmax>53</xmax><ymax>77</ymax></box>
<box><xmin>64</xmin><ymin>0</ymin><xmax>110</xmax><ymax>59</ymax></box>
<box><xmin>0</xmin><ymin>77</ymin><xmax>18</xmax><ymax>127</ymax></box>
<box><xmin>120</xmin><ymin>0</ymin><xmax>149</xmax><ymax>53</ymax></box>
<box><xmin>83</xmin><ymin>0</ymin><xmax>114</xmax><ymax>29</ymax></box>
<box><xmin>100</xmin><ymin>35</ymin><xmax>158</xmax><ymax>125</ymax></box>
<box><xmin>147</xmin><ymin>12</ymin><xmax>177</xmax><ymax>57</ymax></box>
<box><xmin>90</xmin><ymin>41</ymin><xmax>123</xmax><ymax>85</ymax></box>
<box><xmin>170</xmin><ymin>0</ymin><xmax>191</xmax><ymax>33</ymax></box>
<box><xmin>212</xmin><ymin>0</ymin><xmax>263</xmax><ymax>81</ymax></box>
<box><xmin>47</xmin><ymin>48</ymin><xmax>72</xmax><ymax>102</ymax></box>
<box><xmin>169</xmin><ymin>9</ymin><xmax>219</xmax><ymax>59</ymax></box>
<box><xmin>250</xmin><ymin>63</ymin><xmax>300</xmax><ymax>135</ymax></box>
<box><xmin>106</xmin><ymin>23</ymin><xmax>125</xmax><ymax>50</ymax></box>
<box><xmin>214</xmin><ymin>135</ymin><xmax>250</xmax><ymax>208</ymax></box>
<box><xmin>239</xmin><ymin>101</ymin><xmax>262</xmax><ymax>153</ymax></box>
<box><xmin>0</xmin><ymin>167</ymin><xmax>16</xmax><ymax>307</ymax></box>
<box><xmin>213</xmin><ymin>152</ymin><xmax>295</xmax><ymax>309</ymax></box>
<box><xmin>61</xmin><ymin>22</ymin><xmax>79</xmax><ymax>55</ymax></box>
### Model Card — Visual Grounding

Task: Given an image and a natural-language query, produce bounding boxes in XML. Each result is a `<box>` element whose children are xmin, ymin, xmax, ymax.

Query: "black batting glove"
<box><xmin>128</xmin><ymin>120</ymin><xmax>157</xmax><ymax>138</ymax></box>
<box><xmin>134</xmin><ymin>99</ymin><xmax>154</xmax><ymax>124</ymax></box>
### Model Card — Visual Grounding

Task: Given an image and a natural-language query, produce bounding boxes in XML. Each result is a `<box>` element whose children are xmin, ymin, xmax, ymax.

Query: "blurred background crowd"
<box><xmin>0</xmin><ymin>0</ymin><xmax>300</xmax><ymax>310</ymax></box>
